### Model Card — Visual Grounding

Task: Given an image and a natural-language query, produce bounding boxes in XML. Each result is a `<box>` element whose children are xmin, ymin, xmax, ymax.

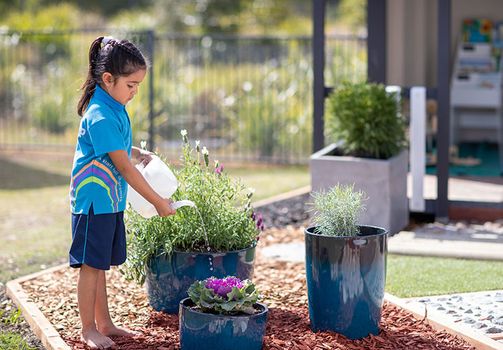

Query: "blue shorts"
<box><xmin>69</xmin><ymin>205</ymin><xmax>126</xmax><ymax>270</ymax></box>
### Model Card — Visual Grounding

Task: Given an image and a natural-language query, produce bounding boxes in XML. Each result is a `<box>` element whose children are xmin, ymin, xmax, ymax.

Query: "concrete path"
<box><xmin>389</xmin><ymin>221</ymin><xmax>503</xmax><ymax>261</ymax></box>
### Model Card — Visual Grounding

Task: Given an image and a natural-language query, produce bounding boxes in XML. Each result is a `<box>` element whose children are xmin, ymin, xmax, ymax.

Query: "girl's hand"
<box><xmin>155</xmin><ymin>198</ymin><xmax>176</xmax><ymax>217</ymax></box>
<box><xmin>137</xmin><ymin>149</ymin><xmax>154</xmax><ymax>166</ymax></box>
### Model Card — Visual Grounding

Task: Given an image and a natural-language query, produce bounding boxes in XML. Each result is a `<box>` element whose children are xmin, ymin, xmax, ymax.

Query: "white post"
<box><xmin>386</xmin><ymin>85</ymin><xmax>402</xmax><ymax>106</ymax></box>
<box><xmin>410</xmin><ymin>87</ymin><xmax>426</xmax><ymax>212</ymax></box>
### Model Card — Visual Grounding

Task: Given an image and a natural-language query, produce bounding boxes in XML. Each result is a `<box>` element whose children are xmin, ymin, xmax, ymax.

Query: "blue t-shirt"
<box><xmin>70</xmin><ymin>85</ymin><xmax>132</xmax><ymax>215</ymax></box>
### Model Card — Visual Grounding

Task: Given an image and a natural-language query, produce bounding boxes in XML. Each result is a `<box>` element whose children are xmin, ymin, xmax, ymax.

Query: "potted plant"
<box><xmin>310</xmin><ymin>81</ymin><xmax>408</xmax><ymax>234</ymax></box>
<box><xmin>124</xmin><ymin>130</ymin><xmax>263</xmax><ymax>313</ymax></box>
<box><xmin>179</xmin><ymin>276</ymin><xmax>268</xmax><ymax>350</ymax></box>
<box><xmin>305</xmin><ymin>184</ymin><xmax>388</xmax><ymax>340</ymax></box>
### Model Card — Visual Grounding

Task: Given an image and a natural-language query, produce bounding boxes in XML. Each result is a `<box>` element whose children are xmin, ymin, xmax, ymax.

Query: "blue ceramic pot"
<box><xmin>179</xmin><ymin>298</ymin><xmax>268</xmax><ymax>350</ymax></box>
<box><xmin>146</xmin><ymin>244</ymin><xmax>256</xmax><ymax>313</ymax></box>
<box><xmin>305</xmin><ymin>225</ymin><xmax>388</xmax><ymax>339</ymax></box>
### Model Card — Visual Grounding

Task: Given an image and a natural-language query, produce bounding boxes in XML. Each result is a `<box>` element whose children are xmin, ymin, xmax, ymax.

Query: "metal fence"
<box><xmin>0</xmin><ymin>30</ymin><xmax>366</xmax><ymax>164</ymax></box>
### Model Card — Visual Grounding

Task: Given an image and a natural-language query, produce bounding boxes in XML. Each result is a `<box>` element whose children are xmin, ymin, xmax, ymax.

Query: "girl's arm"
<box><xmin>109</xmin><ymin>149</ymin><xmax>175</xmax><ymax>217</ymax></box>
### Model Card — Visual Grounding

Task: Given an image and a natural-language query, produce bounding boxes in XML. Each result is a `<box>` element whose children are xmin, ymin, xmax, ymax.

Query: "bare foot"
<box><xmin>81</xmin><ymin>329</ymin><xmax>116</xmax><ymax>349</ymax></box>
<box><xmin>98</xmin><ymin>324</ymin><xmax>139</xmax><ymax>338</ymax></box>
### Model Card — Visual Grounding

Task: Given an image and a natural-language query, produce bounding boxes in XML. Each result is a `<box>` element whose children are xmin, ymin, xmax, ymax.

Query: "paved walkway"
<box><xmin>389</xmin><ymin>221</ymin><xmax>503</xmax><ymax>260</ymax></box>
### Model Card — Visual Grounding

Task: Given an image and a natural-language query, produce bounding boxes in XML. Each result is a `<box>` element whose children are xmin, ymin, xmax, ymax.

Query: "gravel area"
<box><xmin>257</xmin><ymin>192</ymin><xmax>312</xmax><ymax>229</ymax></box>
<box><xmin>0</xmin><ymin>282</ymin><xmax>44</xmax><ymax>350</ymax></box>
<box><xmin>413</xmin><ymin>291</ymin><xmax>503</xmax><ymax>343</ymax></box>
<box><xmin>17</xmin><ymin>226</ymin><xmax>476</xmax><ymax>350</ymax></box>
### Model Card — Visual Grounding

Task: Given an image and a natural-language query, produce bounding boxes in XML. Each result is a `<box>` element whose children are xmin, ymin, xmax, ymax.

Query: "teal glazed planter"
<box><xmin>179</xmin><ymin>298</ymin><xmax>268</xmax><ymax>350</ymax></box>
<box><xmin>305</xmin><ymin>225</ymin><xmax>388</xmax><ymax>339</ymax></box>
<box><xmin>146</xmin><ymin>244</ymin><xmax>256</xmax><ymax>313</ymax></box>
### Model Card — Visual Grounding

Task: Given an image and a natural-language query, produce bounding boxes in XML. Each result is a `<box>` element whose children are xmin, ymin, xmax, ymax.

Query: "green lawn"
<box><xmin>227</xmin><ymin>165</ymin><xmax>310</xmax><ymax>201</ymax></box>
<box><xmin>0</xmin><ymin>184</ymin><xmax>70</xmax><ymax>282</ymax></box>
<box><xmin>0</xmin><ymin>153</ymin><xmax>72</xmax><ymax>282</ymax></box>
<box><xmin>0</xmin><ymin>332</ymin><xmax>36</xmax><ymax>350</ymax></box>
<box><xmin>386</xmin><ymin>254</ymin><xmax>503</xmax><ymax>298</ymax></box>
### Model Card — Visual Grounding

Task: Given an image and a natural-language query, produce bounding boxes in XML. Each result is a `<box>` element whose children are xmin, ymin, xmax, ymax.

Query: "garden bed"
<box><xmin>11</xmin><ymin>223</ymin><xmax>478</xmax><ymax>350</ymax></box>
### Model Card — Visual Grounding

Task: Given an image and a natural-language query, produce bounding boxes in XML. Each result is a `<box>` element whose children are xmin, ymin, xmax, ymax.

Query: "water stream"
<box><xmin>193</xmin><ymin>206</ymin><xmax>210</xmax><ymax>252</ymax></box>
<box><xmin>174</xmin><ymin>200</ymin><xmax>210</xmax><ymax>251</ymax></box>
<box><xmin>174</xmin><ymin>200</ymin><xmax>212</xmax><ymax>270</ymax></box>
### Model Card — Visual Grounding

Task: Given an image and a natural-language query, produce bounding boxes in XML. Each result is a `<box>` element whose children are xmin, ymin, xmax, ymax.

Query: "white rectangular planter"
<box><xmin>310</xmin><ymin>144</ymin><xmax>409</xmax><ymax>234</ymax></box>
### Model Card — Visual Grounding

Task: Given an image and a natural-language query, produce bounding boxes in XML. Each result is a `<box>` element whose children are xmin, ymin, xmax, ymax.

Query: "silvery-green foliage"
<box><xmin>310</xmin><ymin>184</ymin><xmax>366</xmax><ymax>237</ymax></box>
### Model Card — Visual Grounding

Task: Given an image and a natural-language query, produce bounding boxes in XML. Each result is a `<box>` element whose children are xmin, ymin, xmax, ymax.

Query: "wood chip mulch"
<box><xmin>20</xmin><ymin>225</ymin><xmax>475</xmax><ymax>350</ymax></box>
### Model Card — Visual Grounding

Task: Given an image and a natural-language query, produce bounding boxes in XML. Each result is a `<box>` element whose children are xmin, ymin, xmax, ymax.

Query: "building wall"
<box><xmin>386</xmin><ymin>0</ymin><xmax>503</xmax><ymax>87</ymax></box>
<box><xmin>386</xmin><ymin>0</ymin><xmax>405</xmax><ymax>85</ymax></box>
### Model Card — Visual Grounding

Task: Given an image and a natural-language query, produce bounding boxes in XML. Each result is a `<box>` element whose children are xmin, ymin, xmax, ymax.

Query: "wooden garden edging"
<box><xmin>6</xmin><ymin>264</ymin><xmax>71</xmax><ymax>350</ymax></box>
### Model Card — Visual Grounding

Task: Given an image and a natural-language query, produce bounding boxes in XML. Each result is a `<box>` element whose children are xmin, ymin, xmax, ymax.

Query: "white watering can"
<box><xmin>127</xmin><ymin>155</ymin><xmax>195</xmax><ymax>218</ymax></box>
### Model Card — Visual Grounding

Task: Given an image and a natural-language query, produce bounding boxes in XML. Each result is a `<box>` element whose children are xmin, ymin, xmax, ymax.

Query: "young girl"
<box><xmin>69</xmin><ymin>36</ymin><xmax>175</xmax><ymax>349</ymax></box>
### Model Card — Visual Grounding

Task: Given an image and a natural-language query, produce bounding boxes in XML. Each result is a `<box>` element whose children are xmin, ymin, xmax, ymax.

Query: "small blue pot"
<box><xmin>179</xmin><ymin>298</ymin><xmax>268</xmax><ymax>350</ymax></box>
<box><xmin>305</xmin><ymin>225</ymin><xmax>388</xmax><ymax>339</ymax></box>
<box><xmin>146</xmin><ymin>244</ymin><xmax>256</xmax><ymax>313</ymax></box>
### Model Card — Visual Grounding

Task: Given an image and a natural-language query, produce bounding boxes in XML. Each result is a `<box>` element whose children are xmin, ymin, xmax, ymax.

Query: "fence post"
<box><xmin>146</xmin><ymin>30</ymin><xmax>155</xmax><ymax>150</ymax></box>
<box><xmin>312</xmin><ymin>0</ymin><xmax>326</xmax><ymax>152</ymax></box>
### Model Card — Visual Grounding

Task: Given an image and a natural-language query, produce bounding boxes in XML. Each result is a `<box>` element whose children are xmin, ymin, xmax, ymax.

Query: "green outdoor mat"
<box><xmin>426</xmin><ymin>142</ymin><xmax>501</xmax><ymax>177</ymax></box>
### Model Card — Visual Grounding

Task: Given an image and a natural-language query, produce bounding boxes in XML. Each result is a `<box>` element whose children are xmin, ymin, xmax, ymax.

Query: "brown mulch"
<box><xmin>20</xmin><ymin>225</ymin><xmax>475</xmax><ymax>350</ymax></box>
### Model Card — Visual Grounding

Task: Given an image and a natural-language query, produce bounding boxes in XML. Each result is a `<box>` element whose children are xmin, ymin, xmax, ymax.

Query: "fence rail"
<box><xmin>0</xmin><ymin>30</ymin><xmax>366</xmax><ymax>164</ymax></box>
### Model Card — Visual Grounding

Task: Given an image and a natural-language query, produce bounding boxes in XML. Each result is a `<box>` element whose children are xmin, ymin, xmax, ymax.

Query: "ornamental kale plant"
<box><xmin>309</xmin><ymin>184</ymin><xmax>366</xmax><ymax>237</ymax></box>
<box><xmin>187</xmin><ymin>276</ymin><xmax>260</xmax><ymax>315</ymax></box>
<box><xmin>124</xmin><ymin>130</ymin><xmax>263</xmax><ymax>284</ymax></box>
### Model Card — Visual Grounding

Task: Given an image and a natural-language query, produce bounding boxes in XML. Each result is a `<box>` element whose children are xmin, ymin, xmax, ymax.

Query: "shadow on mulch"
<box><xmin>263</xmin><ymin>305</ymin><xmax>474</xmax><ymax>350</ymax></box>
<box><xmin>66</xmin><ymin>311</ymin><xmax>181</xmax><ymax>350</ymax></box>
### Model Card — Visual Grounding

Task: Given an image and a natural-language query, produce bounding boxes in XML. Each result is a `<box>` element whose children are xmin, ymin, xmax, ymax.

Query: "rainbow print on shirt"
<box><xmin>70</xmin><ymin>159</ymin><xmax>121</xmax><ymax>212</ymax></box>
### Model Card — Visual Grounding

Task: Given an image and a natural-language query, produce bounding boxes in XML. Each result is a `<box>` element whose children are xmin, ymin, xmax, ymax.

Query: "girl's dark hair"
<box><xmin>77</xmin><ymin>36</ymin><xmax>148</xmax><ymax>116</ymax></box>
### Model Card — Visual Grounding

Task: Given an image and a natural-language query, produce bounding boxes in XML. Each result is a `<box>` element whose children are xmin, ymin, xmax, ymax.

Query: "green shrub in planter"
<box><xmin>326</xmin><ymin>81</ymin><xmax>406</xmax><ymax>159</ymax></box>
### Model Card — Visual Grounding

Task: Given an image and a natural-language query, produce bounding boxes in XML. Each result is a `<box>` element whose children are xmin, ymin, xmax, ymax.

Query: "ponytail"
<box><xmin>77</xmin><ymin>37</ymin><xmax>104</xmax><ymax>116</ymax></box>
<box><xmin>77</xmin><ymin>35</ymin><xmax>147</xmax><ymax>117</ymax></box>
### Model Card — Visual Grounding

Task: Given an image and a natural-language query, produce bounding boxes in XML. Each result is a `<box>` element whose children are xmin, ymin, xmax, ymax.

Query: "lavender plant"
<box><xmin>125</xmin><ymin>130</ymin><xmax>263</xmax><ymax>284</ymax></box>
<box><xmin>187</xmin><ymin>276</ymin><xmax>260</xmax><ymax>315</ymax></box>
<box><xmin>309</xmin><ymin>184</ymin><xmax>366</xmax><ymax>237</ymax></box>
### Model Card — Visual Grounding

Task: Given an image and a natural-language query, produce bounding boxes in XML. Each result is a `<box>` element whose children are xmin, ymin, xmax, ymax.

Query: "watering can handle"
<box><xmin>171</xmin><ymin>200</ymin><xmax>196</xmax><ymax>210</ymax></box>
